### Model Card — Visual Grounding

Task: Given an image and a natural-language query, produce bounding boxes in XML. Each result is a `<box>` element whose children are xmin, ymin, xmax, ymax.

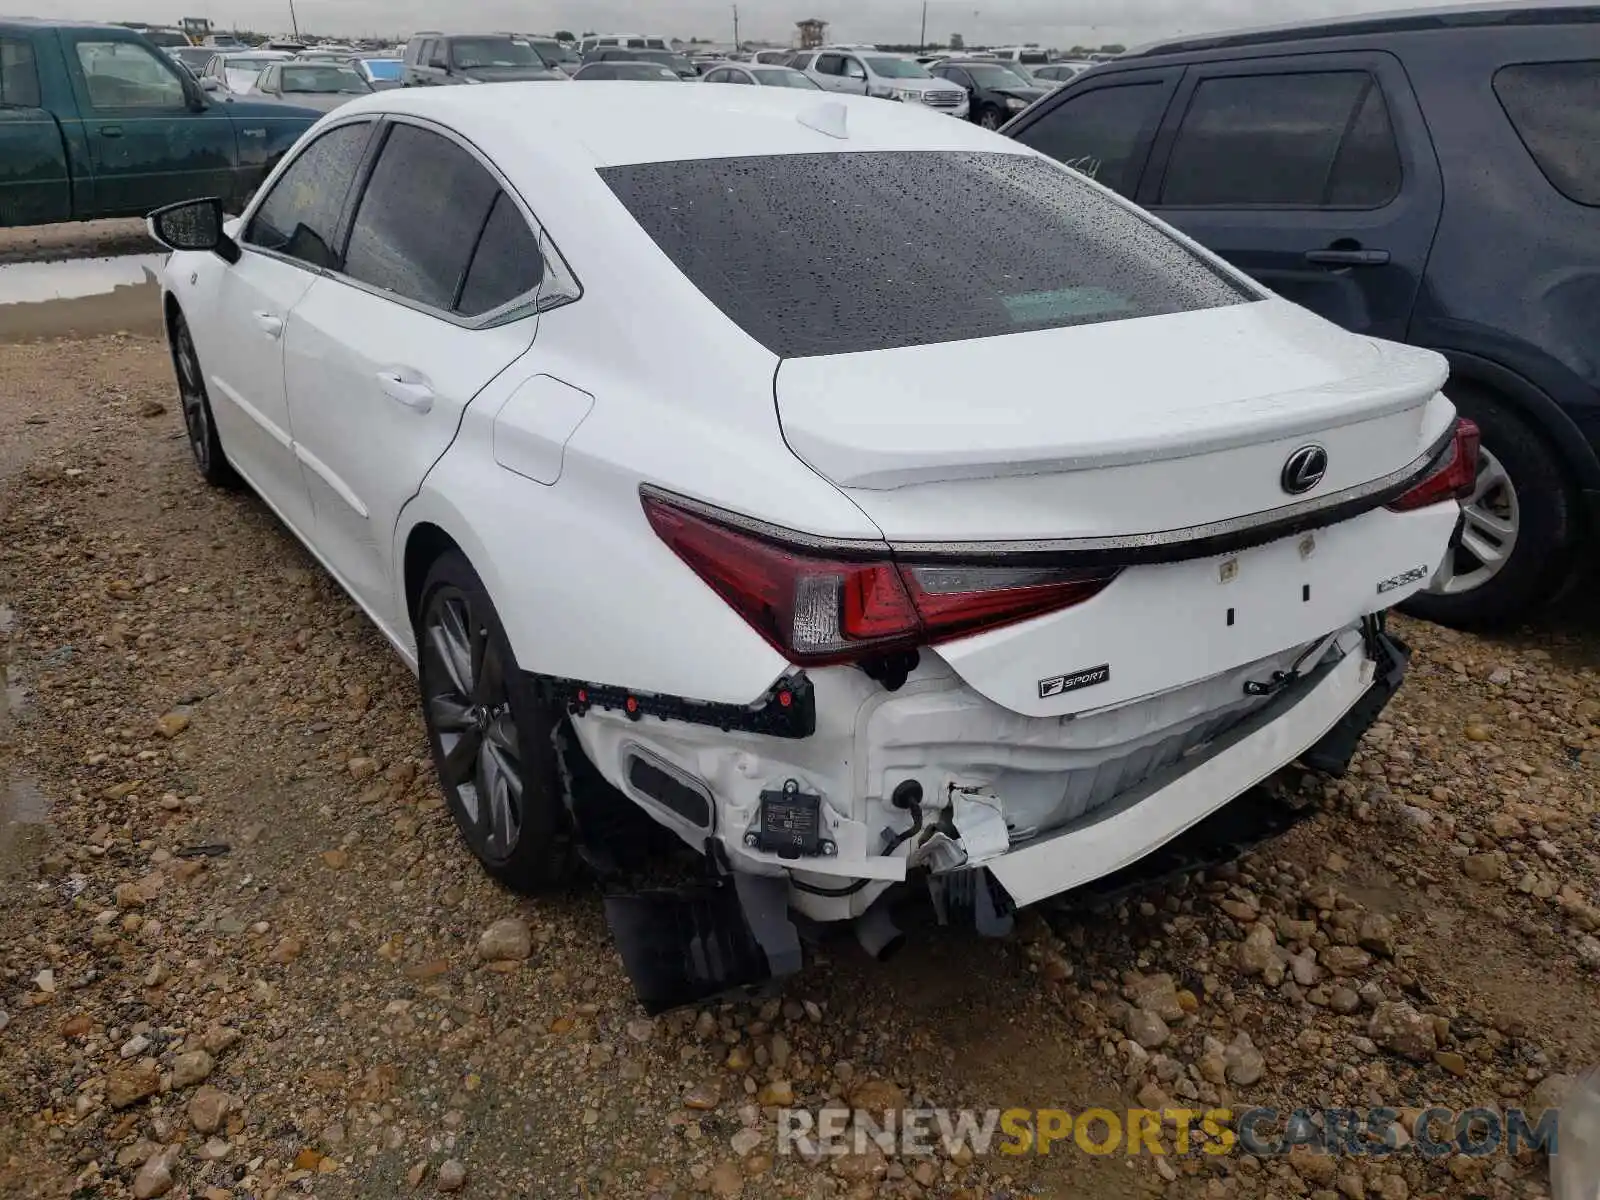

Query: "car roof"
<box><xmin>334</xmin><ymin>83</ymin><xmax>1030</xmax><ymax>168</ymax></box>
<box><xmin>1127</xmin><ymin>0</ymin><xmax>1600</xmax><ymax>57</ymax></box>
<box><xmin>0</xmin><ymin>16</ymin><xmax>150</xmax><ymax>33</ymax></box>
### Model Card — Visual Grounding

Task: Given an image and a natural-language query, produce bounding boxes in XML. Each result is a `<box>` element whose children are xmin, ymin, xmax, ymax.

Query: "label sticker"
<box><xmin>1038</xmin><ymin>664</ymin><xmax>1111</xmax><ymax>699</ymax></box>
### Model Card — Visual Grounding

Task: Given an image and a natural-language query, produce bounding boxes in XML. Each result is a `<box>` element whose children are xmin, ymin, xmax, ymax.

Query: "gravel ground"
<box><xmin>0</xmin><ymin>326</ymin><xmax>1596</xmax><ymax>1200</ymax></box>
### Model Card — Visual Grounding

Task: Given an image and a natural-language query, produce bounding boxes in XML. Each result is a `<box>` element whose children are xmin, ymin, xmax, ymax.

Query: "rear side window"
<box><xmin>246</xmin><ymin>122</ymin><xmax>372</xmax><ymax>268</ymax></box>
<box><xmin>342</xmin><ymin>124</ymin><xmax>499</xmax><ymax>310</ymax></box>
<box><xmin>456</xmin><ymin>192</ymin><xmax>543</xmax><ymax>317</ymax></box>
<box><xmin>1160</xmin><ymin>72</ymin><xmax>1401</xmax><ymax>208</ymax></box>
<box><xmin>0</xmin><ymin>37</ymin><xmax>41</xmax><ymax>106</ymax></box>
<box><xmin>1012</xmin><ymin>82</ymin><xmax>1166</xmax><ymax>197</ymax></box>
<box><xmin>602</xmin><ymin>151</ymin><xmax>1253</xmax><ymax>358</ymax></box>
<box><xmin>1493</xmin><ymin>61</ymin><xmax>1600</xmax><ymax>207</ymax></box>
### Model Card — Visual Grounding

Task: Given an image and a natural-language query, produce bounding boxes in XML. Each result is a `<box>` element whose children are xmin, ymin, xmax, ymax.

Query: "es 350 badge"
<box><xmin>1376</xmin><ymin>564</ymin><xmax>1430</xmax><ymax>594</ymax></box>
<box><xmin>1038</xmin><ymin>663</ymin><xmax>1110</xmax><ymax>699</ymax></box>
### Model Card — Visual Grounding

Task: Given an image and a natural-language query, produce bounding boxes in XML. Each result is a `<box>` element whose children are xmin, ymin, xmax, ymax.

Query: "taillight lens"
<box><xmin>1386</xmin><ymin>419</ymin><xmax>1480</xmax><ymax>513</ymax></box>
<box><xmin>642</xmin><ymin>493</ymin><xmax>1118</xmax><ymax>666</ymax></box>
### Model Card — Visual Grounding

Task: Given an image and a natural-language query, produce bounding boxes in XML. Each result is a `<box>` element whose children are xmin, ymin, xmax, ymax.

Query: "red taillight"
<box><xmin>642</xmin><ymin>493</ymin><xmax>1117</xmax><ymax>666</ymax></box>
<box><xmin>1386</xmin><ymin>419</ymin><xmax>1480</xmax><ymax>513</ymax></box>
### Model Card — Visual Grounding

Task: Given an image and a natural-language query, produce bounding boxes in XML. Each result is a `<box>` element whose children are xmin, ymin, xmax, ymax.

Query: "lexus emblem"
<box><xmin>1281</xmin><ymin>444</ymin><xmax>1329</xmax><ymax>495</ymax></box>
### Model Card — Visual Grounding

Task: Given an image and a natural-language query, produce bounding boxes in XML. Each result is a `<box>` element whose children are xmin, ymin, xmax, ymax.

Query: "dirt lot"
<box><xmin>1</xmin><ymin>274</ymin><xmax>1598</xmax><ymax>1199</ymax></box>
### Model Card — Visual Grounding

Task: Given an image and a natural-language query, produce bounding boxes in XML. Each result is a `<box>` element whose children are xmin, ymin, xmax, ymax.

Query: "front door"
<box><xmin>1140</xmin><ymin>52</ymin><xmax>1443</xmax><ymax>341</ymax></box>
<box><xmin>282</xmin><ymin>121</ymin><xmax>549</xmax><ymax>627</ymax></box>
<box><xmin>201</xmin><ymin>119</ymin><xmax>378</xmax><ymax>536</ymax></box>
<box><xmin>62</xmin><ymin>34</ymin><xmax>236</xmax><ymax>218</ymax></box>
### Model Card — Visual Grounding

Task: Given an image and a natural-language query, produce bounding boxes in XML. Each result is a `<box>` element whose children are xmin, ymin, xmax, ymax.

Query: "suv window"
<box><xmin>74</xmin><ymin>40</ymin><xmax>187</xmax><ymax>108</ymax></box>
<box><xmin>814</xmin><ymin>54</ymin><xmax>843</xmax><ymax>75</ymax></box>
<box><xmin>342</xmin><ymin>124</ymin><xmax>506</xmax><ymax>312</ymax></box>
<box><xmin>245</xmin><ymin>122</ymin><xmax>372</xmax><ymax>268</ymax></box>
<box><xmin>1493</xmin><ymin>61</ymin><xmax>1600</xmax><ymax>207</ymax></box>
<box><xmin>0</xmin><ymin>37</ymin><xmax>41</xmax><ymax>106</ymax></box>
<box><xmin>1161</xmin><ymin>72</ymin><xmax>1401</xmax><ymax>208</ymax></box>
<box><xmin>1012</xmin><ymin>82</ymin><xmax>1166</xmax><ymax>196</ymax></box>
<box><xmin>602</xmin><ymin>150</ymin><xmax>1252</xmax><ymax>358</ymax></box>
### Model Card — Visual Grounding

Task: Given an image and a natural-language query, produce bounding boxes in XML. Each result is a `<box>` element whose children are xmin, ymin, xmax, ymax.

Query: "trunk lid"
<box><xmin>774</xmin><ymin>299</ymin><xmax>1457</xmax><ymax>717</ymax></box>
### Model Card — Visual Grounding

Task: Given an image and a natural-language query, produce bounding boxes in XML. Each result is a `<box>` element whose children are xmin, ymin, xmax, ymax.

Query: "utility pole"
<box><xmin>732</xmin><ymin>4</ymin><xmax>739</xmax><ymax>48</ymax></box>
<box><xmin>287</xmin><ymin>0</ymin><xmax>299</xmax><ymax>38</ymax></box>
<box><xmin>919</xmin><ymin>0</ymin><xmax>927</xmax><ymax>50</ymax></box>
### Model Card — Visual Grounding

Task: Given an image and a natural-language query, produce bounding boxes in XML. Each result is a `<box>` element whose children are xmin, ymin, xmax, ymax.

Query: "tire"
<box><xmin>168</xmin><ymin>310</ymin><xmax>240</xmax><ymax>489</ymax></box>
<box><xmin>1401</xmin><ymin>385</ymin><xmax>1577</xmax><ymax>629</ymax></box>
<box><xmin>978</xmin><ymin>106</ymin><xmax>1003</xmax><ymax>130</ymax></box>
<box><xmin>415</xmin><ymin>550</ymin><xmax>576</xmax><ymax>891</ymax></box>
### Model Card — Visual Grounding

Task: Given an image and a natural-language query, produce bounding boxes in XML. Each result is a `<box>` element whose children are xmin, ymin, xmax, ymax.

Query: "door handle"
<box><xmin>252</xmin><ymin>311</ymin><xmax>284</xmax><ymax>338</ymax></box>
<box><xmin>375</xmin><ymin>371</ymin><xmax>435</xmax><ymax>413</ymax></box>
<box><xmin>100</xmin><ymin>126</ymin><xmax>123</xmax><ymax>138</ymax></box>
<box><xmin>1304</xmin><ymin>247</ymin><xmax>1390</xmax><ymax>267</ymax></box>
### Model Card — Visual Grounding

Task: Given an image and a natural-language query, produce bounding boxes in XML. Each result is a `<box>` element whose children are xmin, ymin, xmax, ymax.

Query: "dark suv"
<box><xmin>1004</xmin><ymin>4</ymin><xmax>1600</xmax><ymax>626</ymax></box>
<box><xmin>401</xmin><ymin>33</ymin><xmax>562</xmax><ymax>85</ymax></box>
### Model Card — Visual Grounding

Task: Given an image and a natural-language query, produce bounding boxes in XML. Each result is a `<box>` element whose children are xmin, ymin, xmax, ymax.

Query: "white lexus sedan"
<box><xmin>147</xmin><ymin>83</ymin><xmax>1474</xmax><ymax>1011</ymax></box>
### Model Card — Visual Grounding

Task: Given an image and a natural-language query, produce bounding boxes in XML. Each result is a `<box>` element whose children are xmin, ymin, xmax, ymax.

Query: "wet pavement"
<box><xmin>0</xmin><ymin>253</ymin><xmax>165</xmax><ymax>342</ymax></box>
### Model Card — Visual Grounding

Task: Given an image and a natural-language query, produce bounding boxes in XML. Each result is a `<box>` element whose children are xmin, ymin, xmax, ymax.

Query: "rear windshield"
<box><xmin>601</xmin><ymin>151</ymin><xmax>1253</xmax><ymax>358</ymax></box>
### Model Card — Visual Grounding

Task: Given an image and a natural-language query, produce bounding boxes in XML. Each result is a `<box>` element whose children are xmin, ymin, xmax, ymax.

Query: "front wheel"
<box><xmin>416</xmin><ymin>550</ymin><xmax>576</xmax><ymax>891</ymax></box>
<box><xmin>168</xmin><ymin>310</ymin><xmax>239</xmax><ymax>489</ymax></box>
<box><xmin>1402</xmin><ymin>387</ymin><xmax>1577</xmax><ymax>628</ymax></box>
<box><xmin>978</xmin><ymin>106</ymin><xmax>1003</xmax><ymax>130</ymax></box>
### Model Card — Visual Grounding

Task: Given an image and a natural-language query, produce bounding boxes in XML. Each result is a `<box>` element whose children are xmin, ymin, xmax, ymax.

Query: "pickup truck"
<box><xmin>0</xmin><ymin>19</ymin><xmax>321</xmax><ymax>227</ymax></box>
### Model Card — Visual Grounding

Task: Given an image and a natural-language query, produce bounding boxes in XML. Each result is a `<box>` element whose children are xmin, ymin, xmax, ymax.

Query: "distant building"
<box><xmin>796</xmin><ymin>18</ymin><xmax>827</xmax><ymax>49</ymax></box>
<box><xmin>949</xmin><ymin>32</ymin><xmax>964</xmax><ymax>49</ymax></box>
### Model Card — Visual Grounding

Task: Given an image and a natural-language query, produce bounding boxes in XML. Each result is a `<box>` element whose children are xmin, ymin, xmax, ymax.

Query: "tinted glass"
<box><xmin>815</xmin><ymin>54</ymin><xmax>842</xmax><ymax>75</ymax></box>
<box><xmin>75</xmin><ymin>40</ymin><xmax>187</xmax><ymax>108</ymax></box>
<box><xmin>246</xmin><ymin>122</ymin><xmax>372</xmax><ymax>268</ymax></box>
<box><xmin>456</xmin><ymin>192</ymin><xmax>544</xmax><ymax>317</ymax></box>
<box><xmin>1013</xmin><ymin>82</ymin><xmax>1163</xmax><ymax>196</ymax></box>
<box><xmin>753</xmin><ymin>68</ymin><xmax>818</xmax><ymax>89</ymax></box>
<box><xmin>603</xmin><ymin>151</ymin><xmax>1252</xmax><ymax>358</ymax></box>
<box><xmin>863</xmin><ymin>56</ymin><xmax>930</xmax><ymax>78</ymax></box>
<box><xmin>281</xmin><ymin>65</ymin><xmax>370</xmax><ymax>92</ymax></box>
<box><xmin>0</xmin><ymin>38</ymin><xmax>41</xmax><ymax>107</ymax></box>
<box><xmin>364</xmin><ymin>58</ymin><xmax>402</xmax><ymax>79</ymax></box>
<box><xmin>1161</xmin><ymin>72</ymin><xmax>1400</xmax><ymax>208</ymax></box>
<box><xmin>342</xmin><ymin>124</ymin><xmax>499</xmax><ymax>309</ymax></box>
<box><xmin>964</xmin><ymin>64</ymin><xmax>1031</xmax><ymax>87</ymax></box>
<box><xmin>1493</xmin><ymin>61</ymin><xmax>1600</xmax><ymax>207</ymax></box>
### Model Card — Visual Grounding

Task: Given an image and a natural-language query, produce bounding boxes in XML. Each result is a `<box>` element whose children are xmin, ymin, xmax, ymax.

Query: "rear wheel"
<box><xmin>168</xmin><ymin>310</ymin><xmax>239</xmax><ymax>489</ymax></box>
<box><xmin>1402</xmin><ymin>386</ymin><xmax>1577</xmax><ymax>628</ymax></box>
<box><xmin>416</xmin><ymin>550</ymin><xmax>576</xmax><ymax>891</ymax></box>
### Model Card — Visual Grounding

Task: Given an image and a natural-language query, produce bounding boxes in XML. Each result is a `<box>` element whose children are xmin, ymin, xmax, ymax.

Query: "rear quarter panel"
<box><xmin>0</xmin><ymin>107</ymin><xmax>72</xmax><ymax>225</ymax></box>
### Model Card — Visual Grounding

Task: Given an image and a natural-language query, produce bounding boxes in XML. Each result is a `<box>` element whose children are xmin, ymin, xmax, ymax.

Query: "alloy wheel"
<box><xmin>980</xmin><ymin>110</ymin><xmax>1001</xmax><ymax>130</ymax></box>
<box><xmin>1431</xmin><ymin>445</ymin><xmax>1519</xmax><ymax>595</ymax></box>
<box><xmin>421</xmin><ymin>587</ymin><xmax>525</xmax><ymax>861</ymax></box>
<box><xmin>174</xmin><ymin>323</ymin><xmax>211</xmax><ymax>473</ymax></box>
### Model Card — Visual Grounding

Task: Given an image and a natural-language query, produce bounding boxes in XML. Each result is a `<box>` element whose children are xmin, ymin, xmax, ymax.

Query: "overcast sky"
<box><xmin>55</xmin><ymin>0</ymin><xmax>1463</xmax><ymax>44</ymax></box>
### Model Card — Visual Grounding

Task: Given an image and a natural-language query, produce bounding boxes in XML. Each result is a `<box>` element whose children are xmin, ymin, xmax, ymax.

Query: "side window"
<box><xmin>1493</xmin><ymin>61</ymin><xmax>1600</xmax><ymax>207</ymax></box>
<box><xmin>729</xmin><ymin>71</ymin><xmax>753</xmax><ymax>85</ymax></box>
<box><xmin>0</xmin><ymin>37</ymin><xmax>41</xmax><ymax>107</ymax></box>
<box><xmin>1012</xmin><ymin>82</ymin><xmax>1167</xmax><ymax>197</ymax></box>
<box><xmin>74</xmin><ymin>40</ymin><xmax>187</xmax><ymax>109</ymax></box>
<box><xmin>947</xmin><ymin>68</ymin><xmax>973</xmax><ymax>89</ymax></box>
<box><xmin>843</xmin><ymin>57</ymin><xmax>867</xmax><ymax>80</ymax></box>
<box><xmin>457</xmin><ymin>193</ymin><xmax>544</xmax><ymax>317</ymax></box>
<box><xmin>1160</xmin><ymin>72</ymin><xmax>1402</xmax><ymax>208</ymax></box>
<box><xmin>704</xmin><ymin>68</ymin><xmax>725</xmax><ymax>82</ymax></box>
<box><xmin>245</xmin><ymin>122</ymin><xmax>372</xmax><ymax>268</ymax></box>
<box><xmin>815</xmin><ymin>54</ymin><xmax>842</xmax><ymax>76</ymax></box>
<box><xmin>341</xmin><ymin>124</ymin><xmax>501</xmax><ymax>311</ymax></box>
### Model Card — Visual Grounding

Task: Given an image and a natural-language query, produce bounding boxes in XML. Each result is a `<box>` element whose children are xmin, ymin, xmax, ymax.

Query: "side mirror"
<box><xmin>200</xmin><ymin>77</ymin><xmax>221</xmax><ymax>91</ymax></box>
<box><xmin>147</xmin><ymin>198</ymin><xmax>241</xmax><ymax>264</ymax></box>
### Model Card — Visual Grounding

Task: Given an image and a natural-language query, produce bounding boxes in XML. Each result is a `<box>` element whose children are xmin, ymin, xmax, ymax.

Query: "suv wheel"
<box><xmin>978</xmin><ymin>106</ymin><xmax>1003</xmax><ymax>130</ymax></box>
<box><xmin>1402</xmin><ymin>386</ymin><xmax>1576</xmax><ymax>628</ymax></box>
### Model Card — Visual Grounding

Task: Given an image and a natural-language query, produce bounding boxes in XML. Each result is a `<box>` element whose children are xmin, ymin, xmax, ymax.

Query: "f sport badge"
<box><xmin>1038</xmin><ymin>663</ymin><xmax>1111</xmax><ymax>699</ymax></box>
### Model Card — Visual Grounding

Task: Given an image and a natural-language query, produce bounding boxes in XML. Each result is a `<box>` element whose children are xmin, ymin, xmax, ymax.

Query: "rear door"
<box><xmin>1140</xmin><ymin>52</ymin><xmax>1442</xmax><ymax>341</ymax></box>
<box><xmin>63</xmin><ymin>33</ymin><xmax>237</xmax><ymax>216</ymax></box>
<box><xmin>282</xmin><ymin>119</ymin><xmax>558</xmax><ymax>629</ymax></box>
<box><xmin>1004</xmin><ymin>65</ymin><xmax>1183</xmax><ymax>198</ymax></box>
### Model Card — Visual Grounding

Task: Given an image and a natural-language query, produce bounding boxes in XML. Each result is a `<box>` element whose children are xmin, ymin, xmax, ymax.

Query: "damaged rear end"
<box><xmin>576</xmin><ymin>145</ymin><xmax>1472</xmax><ymax>1011</ymax></box>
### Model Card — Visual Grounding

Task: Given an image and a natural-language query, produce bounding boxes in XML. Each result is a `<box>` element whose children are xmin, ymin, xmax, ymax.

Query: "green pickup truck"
<box><xmin>0</xmin><ymin>19</ymin><xmax>321</xmax><ymax>227</ymax></box>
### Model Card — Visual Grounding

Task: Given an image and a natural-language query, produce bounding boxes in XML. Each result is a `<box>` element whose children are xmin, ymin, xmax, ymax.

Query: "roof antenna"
<box><xmin>797</xmin><ymin>100</ymin><xmax>849</xmax><ymax>139</ymax></box>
